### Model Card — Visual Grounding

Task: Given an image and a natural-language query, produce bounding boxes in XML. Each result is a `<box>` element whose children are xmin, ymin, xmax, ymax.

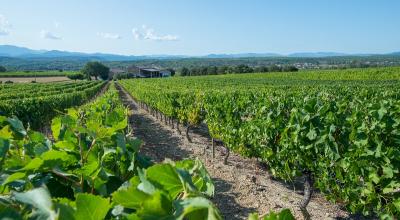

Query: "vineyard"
<box><xmin>0</xmin><ymin>81</ymin><xmax>105</xmax><ymax>128</ymax></box>
<box><xmin>118</xmin><ymin>67</ymin><xmax>400</xmax><ymax>219</ymax></box>
<box><xmin>0</xmin><ymin>66</ymin><xmax>399</xmax><ymax>219</ymax></box>
<box><xmin>0</xmin><ymin>83</ymin><xmax>235</xmax><ymax>220</ymax></box>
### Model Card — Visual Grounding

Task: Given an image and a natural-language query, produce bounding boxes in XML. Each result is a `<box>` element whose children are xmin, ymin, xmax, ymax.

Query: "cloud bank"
<box><xmin>97</xmin><ymin>32</ymin><xmax>122</xmax><ymax>39</ymax></box>
<box><xmin>132</xmin><ymin>25</ymin><xmax>179</xmax><ymax>41</ymax></box>
<box><xmin>0</xmin><ymin>14</ymin><xmax>11</xmax><ymax>36</ymax></box>
<box><xmin>40</xmin><ymin>30</ymin><xmax>62</xmax><ymax>40</ymax></box>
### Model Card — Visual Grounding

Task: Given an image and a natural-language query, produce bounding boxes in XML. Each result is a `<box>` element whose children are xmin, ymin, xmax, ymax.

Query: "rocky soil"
<box><xmin>116</xmin><ymin>84</ymin><xmax>353</xmax><ymax>220</ymax></box>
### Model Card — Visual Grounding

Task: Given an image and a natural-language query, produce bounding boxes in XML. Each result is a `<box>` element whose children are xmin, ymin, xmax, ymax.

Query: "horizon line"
<box><xmin>0</xmin><ymin>44</ymin><xmax>399</xmax><ymax>57</ymax></box>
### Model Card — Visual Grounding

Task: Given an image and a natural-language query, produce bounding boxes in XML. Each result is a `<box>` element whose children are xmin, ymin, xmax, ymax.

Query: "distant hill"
<box><xmin>0</xmin><ymin>45</ymin><xmax>45</xmax><ymax>57</ymax></box>
<box><xmin>1</xmin><ymin>45</ymin><xmax>400</xmax><ymax>62</ymax></box>
<box><xmin>288</xmin><ymin>52</ymin><xmax>348</xmax><ymax>57</ymax></box>
<box><xmin>0</xmin><ymin>45</ymin><xmax>149</xmax><ymax>61</ymax></box>
<box><xmin>203</xmin><ymin>53</ymin><xmax>281</xmax><ymax>58</ymax></box>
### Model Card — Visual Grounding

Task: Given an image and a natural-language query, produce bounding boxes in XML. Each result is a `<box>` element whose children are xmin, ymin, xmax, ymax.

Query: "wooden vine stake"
<box><xmin>176</xmin><ymin>120</ymin><xmax>181</xmax><ymax>134</ymax></box>
<box><xmin>223</xmin><ymin>146</ymin><xmax>230</xmax><ymax>165</ymax></box>
<box><xmin>186</xmin><ymin>124</ymin><xmax>192</xmax><ymax>143</ymax></box>
<box><xmin>299</xmin><ymin>171</ymin><xmax>312</xmax><ymax>220</ymax></box>
<box><xmin>211</xmin><ymin>138</ymin><xmax>215</xmax><ymax>160</ymax></box>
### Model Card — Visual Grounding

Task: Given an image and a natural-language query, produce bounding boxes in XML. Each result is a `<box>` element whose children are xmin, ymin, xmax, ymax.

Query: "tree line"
<box><xmin>178</xmin><ymin>64</ymin><xmax>298</xmax><ymax>76</ymax></box>
<box><xmin>68</xmin><ymin>61</ymin><xmax>110</xmax><ymax>80</ymax></box>
<box><xmin>2</xmin><ymin>55</ymin><xmax>400</xmax><ymax>72</ymax></box>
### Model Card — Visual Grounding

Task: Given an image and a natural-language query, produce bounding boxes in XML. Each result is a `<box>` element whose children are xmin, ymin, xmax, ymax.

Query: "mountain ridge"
<box><xmin>0</xmin><ymin>45</ymin><xmax>399</xmax><ymax>61</ymax></box>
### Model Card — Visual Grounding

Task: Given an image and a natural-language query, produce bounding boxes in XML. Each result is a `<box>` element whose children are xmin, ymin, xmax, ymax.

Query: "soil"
<box><xmin>116</xmin><ymin>84</ymin><xmax>354</xmax><ymax>220</ymax></box>
<box><xmin>0</xmin><ymin>76</ymin><xmax>70</xmax><ymax>83</ymax></box>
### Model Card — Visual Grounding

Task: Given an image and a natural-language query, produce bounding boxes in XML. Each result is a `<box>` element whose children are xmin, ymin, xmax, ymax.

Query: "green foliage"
<box><xmin>0</xmin><ymin>65</ymin><xmax>6</xmax><ymax>72</ymax></box>
<box><xmin>74</xmin><ymin>194</ymin><xmax>111</xmax><ymax>220</ymax></box>
<box><xmin>0</xmin><ymin>83</ymin><xmax>221</xmax><ymax>219</ymax></box>
<box><xmin>111</xmin><ymin>160</ymin><xmax>220</xmax><ymax>219</ymax></box>
<box><xmin>174</xmin><ymin>197</ymin><xmax>222</xmax><ymax>220</ymax></box>
<box><xmin>67</xmin><ymin>72</ymin><xmax>85</xmax><ymax>80</ymax></box>
<box><xmin>82</xmin><ymin>61</ymin><xmax>110</xmax><ymax>80</ymax></box>
<box><xmin>166</xmin><ymin>68</ymin><xmax>176</xmax><ymax>76</ymax></box>
<box><xmin>120</xmin><ymin>67</ymin><xmax>400</xmax><ymax>218</ymax></box>
<box><xmin>113</xmin><ymin>72</ymin><xmax>135</xmax><ymax>80</ymax></box>
<box><xmin>13</xmin><ymin>187</ymin><xmax>58</xmax><ymax>220</ymax></box>
<box><xmin>179</xmin><ymin>67</ymin><xmax>190</xmax><ymax>76</ymax></box>
<box><xmin>2</xmin><ymin>55</ymin><xmax>400</xmax><ymax>72</ymax></box>
<box><xmin>248</xmin><ymin>209</ymin><xmax>295</xmax><ymax>220</ymax></box>
<box><xmin>0</xmin><ymin>81</ymin><xmax>105</xmax><ymax>128</ymax></box>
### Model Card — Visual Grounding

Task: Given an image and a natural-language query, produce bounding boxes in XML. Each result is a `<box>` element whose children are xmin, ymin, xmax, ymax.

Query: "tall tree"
<box><xmin>207</xmin><ymin>66</ymin><xmax>218</xmax><ymax>75</ymax></box>
<box><xmin>269</xmin><ymin>65</ymin><xmax>282</xmax><ymax>72</ymax></box>
<box><xmin>254</xmin><ymin>66</ymin><xmax>269</xmax><ymax>73</ymax></box>
<box><xmin>0</xmin><ymin>66</ymin><xmax>6</xmax><ymax>72</ymax></box>
<box><xmin>217</xmin><ymin>66</ymin><xmax>228</xmax><ymax>75</ymax></box>
<box><xmin>179</xmin><ymin>67</ymin><xmax>190</xmax><ymax>76</ymax></box>
<box><xmin>282</xmin><ymin>65</ymin><xmax>299</xmax><ymax>72</ymax></box>
<box><xmin>81</xmin><ymin>62</ymin><xmax>110</xmax><ymax>80</ymax></box>
<box><xmin>166</xmin><ymin>68</ymin><xmax>176</xmax><ymax>76</ymax></box>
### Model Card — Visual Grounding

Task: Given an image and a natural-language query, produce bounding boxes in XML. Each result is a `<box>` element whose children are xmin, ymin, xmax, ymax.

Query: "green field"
<box><xmin>119</xmin><ymin>66</ymin><xmax>400</xmax><ymax>218</ymax></box>
<box><xmin>1</xmin><ymin>66</ymin><xmax>399</xmax><ymax>219</ymax></box>
<box><xmin>0</xmin><ymin>70</ymin><xmax>78</xmax><ymax>77</ymax></box>
<box><xmin>0</xmin><ymin>80</ymin><xmax>104</xmax><ymax>128</ymax></box>
<box><xmin>0</xmin><ymin>83</ymin><xmax>227</xmax><ymax>220</ymax></box>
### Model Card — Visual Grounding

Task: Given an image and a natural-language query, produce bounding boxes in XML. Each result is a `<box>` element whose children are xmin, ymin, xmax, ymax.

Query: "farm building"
<box><xmin>127</xmin><ymin>65</ymin><xmax>171</xmax><ymax>78</ymax></box>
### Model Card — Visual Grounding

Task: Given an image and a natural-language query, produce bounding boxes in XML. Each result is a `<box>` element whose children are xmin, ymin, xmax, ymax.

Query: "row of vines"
<box><xmin>119</xmin><ymin>68</ymin><xmax>400</xmax><ymax>218</ymax></box>
<box><xmin>0</xmin><ymin>82</ymin><xmax>292</xmax><ymax>219</ymax></box>
<box><xmin>0</xmin><ymin>81</ymin><xmax>105</xmax><ymax>128</ymax></box>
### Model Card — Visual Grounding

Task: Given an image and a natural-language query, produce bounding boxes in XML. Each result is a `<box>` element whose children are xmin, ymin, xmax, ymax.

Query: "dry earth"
<box><xmin>116</xmin><ymin>83</ymin><xmax>362</xmax><ymax>220</ymax></box>
<box><xmin>0</xmin><ymin>76</ymin><xmax>70</xmax><ymax>83</ymax></box>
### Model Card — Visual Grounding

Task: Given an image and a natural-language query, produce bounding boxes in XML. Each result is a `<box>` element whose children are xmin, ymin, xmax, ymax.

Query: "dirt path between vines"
<box><xmin>116</xmin><ymin>84</ymin><xmax>353</xmax><ymax>220</ymax></box>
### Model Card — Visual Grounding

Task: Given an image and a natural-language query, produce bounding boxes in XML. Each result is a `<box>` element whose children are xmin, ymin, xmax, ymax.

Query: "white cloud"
<box><xmin>0</xmin><ymin>14</ymin><xmax>11</xmax><ymax>36</ymax></box>
<box><xmin>40</xmin><ymin>30</ymin><xmax>62</xmax><ymax>40</ymax></box>
<box><xmin>132</xmin><ymin>25</ymin><xmax>179</xmax><ymax>41</ymax></box>
<box><xmin>97</xmin><ymin>32</ymin><xmax>121</xmax><ymax>39</ymax></box>
<box><xmin>132</xmin><ymin>28</ymin><xmax>143</xmax><ymax>40</ymax></box>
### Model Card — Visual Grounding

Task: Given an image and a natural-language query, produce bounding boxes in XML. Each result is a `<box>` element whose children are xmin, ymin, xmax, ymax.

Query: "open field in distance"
<box><xmin>0</xmin><ymin>76</ymin><xmax>71</xmax><ymax>83</ymax></box>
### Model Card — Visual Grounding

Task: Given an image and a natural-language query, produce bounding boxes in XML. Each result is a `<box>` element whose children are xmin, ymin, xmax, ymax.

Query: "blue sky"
<box><xmin>0</xmin><ymin>0</ymin><xmax>399</xmax><ymax>55</ymax></box>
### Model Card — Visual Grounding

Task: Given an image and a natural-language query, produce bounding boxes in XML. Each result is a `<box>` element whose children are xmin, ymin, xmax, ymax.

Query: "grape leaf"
<box><xmin>74</xmin><ymin>193</ymin><xmax>110</xmax><ymax>220</ymax></box>
<box><xmin>13</xmin><ymin>187</ymin><xmax>57</xmax><ymax>220</ymax></box>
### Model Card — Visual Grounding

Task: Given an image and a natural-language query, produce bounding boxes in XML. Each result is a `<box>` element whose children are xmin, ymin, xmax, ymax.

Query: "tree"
<box><xmin>207</xmin><ymin>66</ymin><xmax>217</xmax><ymax>75</ymax></box>
<box><xmin>200</xmin><ymin>67</ymin><xmax>208</xmax><ymax>75</ymax></box>
<box><xmin>190</xmin><ymin>67</ymin><xmax>200</xmax><ymax>76</ymax></box>
<box><xmin>254</xmin><ymin>66</ymin><xmax>269</xmax><ymax>73</ymax></box>
<box><xmin>0</xmin><ymin>66</ymin><xmax>6</xmax><ymax>72</ymax></box>
<box><xmin>217</xmin><ymin>66</ymin><xmax>228</xmax><ymax>75</ymax></box>
<box><xmin>179</xmin><ymin>67</ymin><xmax>190</xmax><ymax>76</ymax></box>
<box><xmin>166</xmin><ymin>68</ymin><xmax>176</xmax><ymax>76</ymax></box>
<box><xmin>67</xmin><ymin>72</ymin><xmax>85</xmax><ymax>81</ymax></box>
<box><xmin>81</xmin><ymin>62</ymin><xmax>110</xmax><ymax>80</ymax></box>
<box><xmin>282</xmin><ymin>65</ymin><xmax>299</xmax><ymax>72</ymax></box>
<box><xmin>226</xmin><ymin>66</ymin><xmax>236</xmax><ymax>74</ymax></box>
<box><xmin>235</xmin><ymin>64</ymin><xmax>253</xmax><ymax>73</ymax></box>
<box><xmin>269</xmin><ymin>65</ymin><xmax>282</xmax><ymax>72</ymax></box>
